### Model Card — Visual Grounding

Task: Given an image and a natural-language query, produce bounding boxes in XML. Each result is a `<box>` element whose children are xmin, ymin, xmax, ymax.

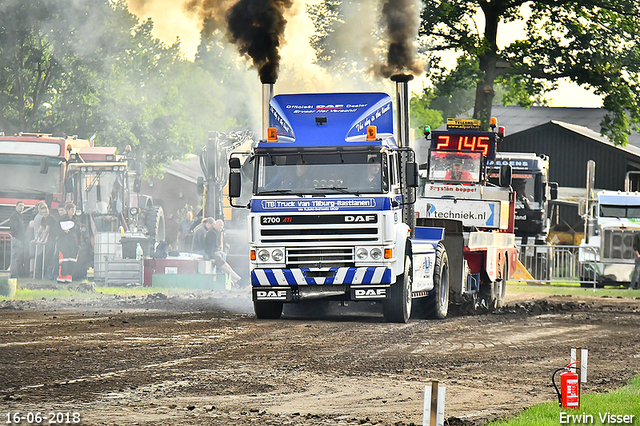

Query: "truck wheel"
<box><xmin>253</xmin><ymin>301</ymin><xmax>283</xmax><ymax>319</ymax></box>
<box><xmin>383</xmin><ymin>255</ymin><xmax>412</xmax><ymax>323</ymax></box>
<box><xmin>426</xmin><ymin>243</ymin><xmax>450</xmax><ymax>319</ymax></box>
<box><xmin>146</xmin><ymin>206</ymin><xmax>166</xmax><ymax>242</ymax></box>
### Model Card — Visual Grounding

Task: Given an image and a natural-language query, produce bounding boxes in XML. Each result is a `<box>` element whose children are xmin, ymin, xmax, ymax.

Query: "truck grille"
<box><xmin>286</xmin><ymin>247</ymin><xmax>354</xmax><ymax>268</ymax></box>
<box><xmin>257</xmin><ymin>213</ymin><xmax>381</xmax><ymax>267</ymax></box>
<box><xmin>602</xmin><ymin>229</ymin><xmax>635</xmax><ymax>260</ymax></box>
<box><xmin>260</xmin><ymin>226</ymin><xmax>378</xmax><ymax>243</ymax></box>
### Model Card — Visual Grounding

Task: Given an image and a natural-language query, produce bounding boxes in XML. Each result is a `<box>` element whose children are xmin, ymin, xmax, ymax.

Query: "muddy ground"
<box><xmin>0</xmin><ymin>284</ymin><xmax>639</xmax><ymax>426</ymax></box>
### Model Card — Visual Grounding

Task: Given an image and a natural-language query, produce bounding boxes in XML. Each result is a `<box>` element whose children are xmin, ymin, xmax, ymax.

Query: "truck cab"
<box><xmin>415</xmin><ymin>119</ymin><xmax>518</xmax><ymax>309</ymax></box>
<box><xmin>488</xmin><ymin>153</ymin><xmax>557</xmax><ymax>244</ymax></box>
<box><xmin>579</xmin><ymin>190</ymin><xmax>640</xmax><ymax>286</ymax></box>
<box><xmin>229</xmin><ymin>91</ymin><xmax>449</xmax><ymax>322</ymax></box>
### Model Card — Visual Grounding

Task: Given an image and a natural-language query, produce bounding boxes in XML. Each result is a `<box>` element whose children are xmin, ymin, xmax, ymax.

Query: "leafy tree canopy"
<box><xmin>0</xmin><ymin>0</ymin><xmax>249</xmax><ymax>175</ymax></box>
<box><xmin>421</xmin><ymin>0</ymin><xmax>640</xmax><ymax>144</ymax></box>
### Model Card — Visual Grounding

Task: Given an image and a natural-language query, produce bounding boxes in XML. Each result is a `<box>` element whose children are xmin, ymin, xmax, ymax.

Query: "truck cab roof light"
<box><xmin>498</xmin><ymin>126</ymin><xmax>505</xmax><ymax>137</ymax></box>
<box><xmin>366</xmin><ymin>126</ymin><xmax>377</xmax><ymax>141</ymax></box>
<box><xmin>490</xmin><ymin>117</ymin><xmax>498</xmax><ymax>129</ymax></box>
<box><xmin>267</xmin><ymin>127</ymin><xmax>278</xmax><ymax>142</ymax></box>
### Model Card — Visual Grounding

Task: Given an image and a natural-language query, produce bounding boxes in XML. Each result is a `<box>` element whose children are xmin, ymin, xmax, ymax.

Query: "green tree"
<box><xmin>410</xmin><ymin>90</ymin><xmax>443</xmax><ymax>136</ymax></box>
<box><xmin>420</xmin><ymin>0</ymin><xmax>640</xmax><ymax>144</ymax></box>
<box><xmin>0</xmin><ymin>0</ymin><xmax>245</xmax><ymax>174</ymax></box>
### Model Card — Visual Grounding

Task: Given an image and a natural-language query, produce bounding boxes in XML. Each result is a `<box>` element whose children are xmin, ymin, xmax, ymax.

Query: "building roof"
<box><xmin>490</xmin><ymin>105</ymin><xmax>640</xmax><ymax>148</ymax></box>
<box><xmin>550</xmin><ymin>121</ymin><xmax>640</xmax><ymax>158</ymax></box>
<box><xmin>162</xmin><ymin>153</ymin><xmax>201</xmax><ymax>184</ymax></box>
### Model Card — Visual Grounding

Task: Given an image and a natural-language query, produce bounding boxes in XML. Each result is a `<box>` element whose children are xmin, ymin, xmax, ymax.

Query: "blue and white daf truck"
<box><xmin>228</xmin><ymin>78</ymin><xmax>451</xmax><ymax>322</ymax></box>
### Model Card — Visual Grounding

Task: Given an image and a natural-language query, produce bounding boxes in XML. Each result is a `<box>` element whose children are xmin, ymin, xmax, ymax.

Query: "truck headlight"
<box><xmin>356</xmin><ymin>248</ymin><xmax>368</xmax><ymax>260</ymax></box>
<box><xmin>258</xmin><ymin>249</ymin><xmax>270</xmax><ymax>262</ymax></box>
<box><xmin>272</xmin><ymin>249</ymin><xmax>284</xmax><ymax>262</ymax></box>
<box><xmin>370</xmin><ymin>248</ymin><xmax>382</xmax><ymax>260</ymax></box>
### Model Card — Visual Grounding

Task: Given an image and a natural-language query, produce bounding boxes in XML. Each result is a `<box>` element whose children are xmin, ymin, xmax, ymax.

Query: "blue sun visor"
<box><xmin>261</xmin><ymin>92</ymin><xmax>397</xmax><ymax>149</ymax></box>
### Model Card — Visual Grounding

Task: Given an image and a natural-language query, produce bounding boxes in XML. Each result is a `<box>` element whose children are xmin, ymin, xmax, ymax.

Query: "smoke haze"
<box><xmin>185</xmin><ymin>0</ymin><xmax>293</xmax><ymax>83</ymax></box>
<box><xmin>377</xmin><ymin>0</ymin><xmax>424</xmax><ymax>77</ymax></box>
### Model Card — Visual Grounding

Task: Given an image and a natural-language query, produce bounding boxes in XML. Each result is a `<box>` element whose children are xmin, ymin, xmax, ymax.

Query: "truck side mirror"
<box><xmin>40</xmin><ymin>158</ymin><xmax>49</xmax><ymax>174</ymax></box>
<box><xmin>578</xmin><ymin>199</ymin><xmax>587</xmax><ymax>216</ymax></box>
<box><xmin>196</xmin><ymin>176</ymin><xmax>205</xmax><ymax>196</ymax></box>
<box><xmin>229</xmin><ymin>157</ymin><xmax>242</xmax><ymax>198</ymax></box>
<box><xmin>133</xmin><ymin>177</ymin><xmax>141</xmax><ymax>193</ymax></box>
<box><xmin>499</xmin><ymin>164</ymin><xmax>512</xmax><ymax>187</ymax></box>
<box><xmin>405</xmin><ymin>162</ymin><xmax>418</xmax><ymax>188</ymax></box>
<box><xmin>549</xmin><ymin>182</ymin><xmax>558</xmax><ymax>200</ymax></box>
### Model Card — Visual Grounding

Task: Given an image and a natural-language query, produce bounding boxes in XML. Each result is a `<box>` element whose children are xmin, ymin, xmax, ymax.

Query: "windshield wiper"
<box><xmin>259</xmin><ymin>189</ymin><xmax>293</xmax><ymax>194</ymax></box>
<box><xmin>314</xmin><ymin>186</ymin><xmax>360</xmax><ymax>195</ymax></box>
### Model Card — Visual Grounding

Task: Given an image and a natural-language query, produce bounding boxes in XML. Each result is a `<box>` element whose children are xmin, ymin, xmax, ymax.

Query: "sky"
<box><xmin>126</xmin><ymin>0</ymin><xmax>603</xmax><ymax>109</ymax></box>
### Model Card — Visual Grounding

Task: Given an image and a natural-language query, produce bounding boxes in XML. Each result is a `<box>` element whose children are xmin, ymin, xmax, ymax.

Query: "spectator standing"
<box><xmin>9</xmin><ymin>201</ymin><xmax>26</xmax><ymax>278</ymax></box>
<box><xmin>29</xmin><ymin>202</ymin><xmax>51</xmax><ymax>277</ymax></box>
<box><xmin>176</xmin><ymin>211</ymin><xmax>194</xmax><ymax>252</ymax></box>
<box><xmin>632</xmin><ymin>232</ymin><xmax>640</xmax><ymax>290</ymax></box>
<box><xmin>57</xmin><ymin>203</ymin><xmax>81</xmax><ymax>283</ymax></box>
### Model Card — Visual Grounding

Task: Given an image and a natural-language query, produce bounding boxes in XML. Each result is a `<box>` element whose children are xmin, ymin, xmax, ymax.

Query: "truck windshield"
<box><xmin>0</xmin><ymin>156</ymin><xmax>63</xmax><ymax>196</ymax></box>
<box><xmin>600</xmin><ymin>205</ymin><xmax>640</xmax><ymax>219</ymax></box>
<box><xmin>425</xmin><ymin>150</ymin><xmax>482</xmax><ymax>183</ymax></box>
<box><xmin>81</xmin><ymin>171</ymin><xmax>126</xmax><ymax>214</ymax></box>
<box><xmin>255</xmin><ymin>152</ymin><xmax>388</xmax><ymax>195</ymax></box>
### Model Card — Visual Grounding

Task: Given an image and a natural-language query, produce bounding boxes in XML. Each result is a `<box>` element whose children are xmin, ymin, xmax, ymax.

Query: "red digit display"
<box><xmin>431</xmin><ymin>132</ymin><xmax>495</xmax><ymax>159</ymax></box>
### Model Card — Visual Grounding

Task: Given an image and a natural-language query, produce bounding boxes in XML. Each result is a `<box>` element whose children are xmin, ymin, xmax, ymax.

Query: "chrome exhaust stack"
<box><xmin>391</xmin><ymin>74</ymin><xmax>413</xmax><ymax>148</ymax></box>
<box><xmin>391</xmin><ymin>73</ymin><xmax>415</xmax><ymax>232</ymax></box>
<box><xmin>262</xmin><ymin>82</ymin><xmax>275</xmax><ymax>141</ymax></box>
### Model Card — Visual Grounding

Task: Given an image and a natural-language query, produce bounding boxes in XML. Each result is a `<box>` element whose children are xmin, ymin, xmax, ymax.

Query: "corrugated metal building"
<box><xmin>489</xmin><ymin>105</ymin><xmax>640</xmax><ymax>191</ymax></box>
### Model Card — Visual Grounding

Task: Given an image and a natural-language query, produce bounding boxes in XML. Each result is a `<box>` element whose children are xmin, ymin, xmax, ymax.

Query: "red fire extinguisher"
<box><xmin>552</xmin><ymin>361</ymin><xmax>580</xmax><ymax>409</ymax></box>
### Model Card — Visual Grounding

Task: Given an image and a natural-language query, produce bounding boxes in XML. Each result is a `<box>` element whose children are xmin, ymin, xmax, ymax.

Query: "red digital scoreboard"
<box><xmin>430</xmin><ymin>131</ymin><xmax>497</xmax><ymax>160</ymax></box>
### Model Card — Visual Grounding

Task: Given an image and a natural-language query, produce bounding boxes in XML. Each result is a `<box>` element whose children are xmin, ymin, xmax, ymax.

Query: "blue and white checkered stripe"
<box><xmin>251</xmin><ymin>267</ymin><xmax>392</xmax><ymax>286</ymax></box>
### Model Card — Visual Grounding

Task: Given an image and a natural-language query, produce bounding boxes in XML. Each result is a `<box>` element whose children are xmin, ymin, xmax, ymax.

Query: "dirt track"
<box><xmin>0</xmin><ymin>287</ymin><xmax>639</xmax><ymax>426</ymax></box>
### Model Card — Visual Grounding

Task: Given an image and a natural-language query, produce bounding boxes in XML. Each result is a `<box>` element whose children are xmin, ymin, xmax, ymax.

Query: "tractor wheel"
<box><xmin>146</xmin><ymin>205</ymin><xmax>165</xmax><ymax>242</ymax></box>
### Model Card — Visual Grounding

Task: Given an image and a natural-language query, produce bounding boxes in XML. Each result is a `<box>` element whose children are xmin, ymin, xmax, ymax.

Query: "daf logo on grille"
<box><xmin>345</xmin><ymin>215</ymin><xmax>376</xmax><ymax>223</ymax></box>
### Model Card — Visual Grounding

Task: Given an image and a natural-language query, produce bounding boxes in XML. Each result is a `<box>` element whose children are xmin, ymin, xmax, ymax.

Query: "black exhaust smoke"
<box><xmin>377</xmin><ymin>0</ymin><xmax>423</xmax><ymax>77</ymax></box>
<box><xmin>226</xmin><ymin>0</ymin><xmax>293</xmax><ymax>83</ymax></box>
<box><xmin>186</xmin><ymin>0</ymin><xmax>292</xmax><ymax>83</ymax></box>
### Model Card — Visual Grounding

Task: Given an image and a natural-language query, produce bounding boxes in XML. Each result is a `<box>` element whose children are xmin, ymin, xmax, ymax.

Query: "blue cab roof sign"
<box><xmin>263</xmin><ymin>92</ymin><xmax>396</xmax><ymax>149</ymax></box>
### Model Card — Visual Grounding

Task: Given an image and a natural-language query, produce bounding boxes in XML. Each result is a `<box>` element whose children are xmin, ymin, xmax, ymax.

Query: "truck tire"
<box><xmin>253</xmin><ymin>300</ymin><xmax>283</xmax><ymax>319</ymax></box>
<box><xmin>383</xmin><ymin>255</ymin><xmax>412</xmax><ymax>323</ymax></box>
<box><xmin>146</xmin><ymin>206</ymin><xmax>166</xmax><ymax>242</ymax></box>
<box><xmin>426</xmin><ymin>243</ymin><xmax>450</xmax><ymax>319</ymax></box>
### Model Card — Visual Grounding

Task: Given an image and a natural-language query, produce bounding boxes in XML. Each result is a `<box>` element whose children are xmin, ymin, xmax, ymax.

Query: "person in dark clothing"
<box><xmin>41</xmin><ymin>205</ymin><xmax>59</xmax><ymax>280</ymax></box>
<box><xmin>9</xmin><ymin>201</ymin><xmax>26</xmax><ymax>278</ymax></box>
<box><xmin>631</xmin><ymin>232</ymin><xmax>640</xmax><ymax>289</ymax></box>
<box><xmin>191</xmin><ymin>217</ymin><xmax>214</xmax><ymax>255</ymax></box>
<box><xmin>176</xmin><ymin>211</ymin><xmax>194</xmax><ymax>252</ymax></box>
<box><xmin>57</xmin><ymin>203</ymin><xmax>81</xmax><ymax>283</ymax></box>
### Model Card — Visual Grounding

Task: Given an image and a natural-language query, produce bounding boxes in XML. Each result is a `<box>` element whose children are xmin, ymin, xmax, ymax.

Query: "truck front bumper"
<box><xmin>251</xmin><ymin>267</ymin><xmax>393</xmax><ymax>302</ymax></box>
<box><xmin>251</xmin><ymin>267</ymin><xmax>393</xmax><ymax>286</ymax></box>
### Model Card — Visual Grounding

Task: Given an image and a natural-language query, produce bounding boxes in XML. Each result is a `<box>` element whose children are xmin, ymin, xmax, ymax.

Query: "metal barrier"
<box><xmin>517</xmin><ymin>244</ymin><xmax>599</xmax><ymax>287</ymax></box>
<box><xmin>0</xmin><ymin>232</ymin><xmax>10</xmax><ymax>271</ymax></box>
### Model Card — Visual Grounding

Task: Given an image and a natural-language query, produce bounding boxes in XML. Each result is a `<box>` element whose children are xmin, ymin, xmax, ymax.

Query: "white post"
<box><xmin>571</xmin><ymin>347</ymin><xmax>588</xmax><ymax>383</ymax></box>
<box><xmin>423</xmin><ymin>381</ymin><xmax>446</xmax><ymax>426</ymax></box>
